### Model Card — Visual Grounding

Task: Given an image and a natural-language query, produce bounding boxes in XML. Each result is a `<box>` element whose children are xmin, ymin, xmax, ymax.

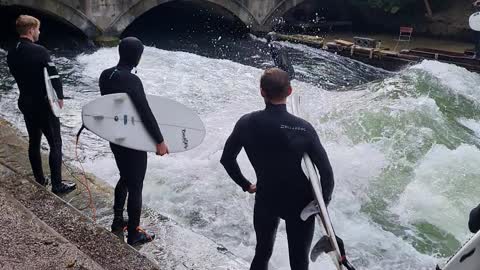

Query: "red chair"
<box><xmin>394</xmin><ymin>26</ymin><xmax>413</xmax><ymax>51</ymax></box>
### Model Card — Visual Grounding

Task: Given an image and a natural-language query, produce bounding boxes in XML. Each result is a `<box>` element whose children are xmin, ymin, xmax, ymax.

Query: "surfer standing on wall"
<box><xmin>99</xmin><ymin>37</ymin><xmax>169</xmax><ymax>245</ymax></box>
<box><xmin>220</xmin><ymin>68</ymin><xmax>334</xmax><ymax>270</ymax></box>
<box><xmin>266</xmin><ymin>32</ymin><xmax>296</xmax><ymax>81</ymax></box>
<box><xmin>474</xmin><ymin>1</ymin><xmax>480</xmax><ymax>59</ymax></box>
<box><xmin>7</xmin><ymin>15</ymin><xmax>76</xmax><ymax>194</ymax></box>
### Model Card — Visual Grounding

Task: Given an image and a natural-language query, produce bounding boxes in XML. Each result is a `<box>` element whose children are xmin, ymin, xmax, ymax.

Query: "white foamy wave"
<box><xmin>392</xmin><ymin>144</ymin><xmax>480</xmax><ymax>241</ymax></box>
<box><xmin>13</xmin><ymin>45</ymin><xmax>462</xmax><ymax>269</ymax></box>
<box><xmin>458</xmin><ymin>117</ymin><xmax>480</xmax><ymax>138</ymax></box>
<box><xmin>78</xmin><ymin>46</ymin><xmax>264</xmax><ymax>114</ymax></box>
<box><xmin>248</xmin><ymin>33</ymin><xmax>267</xmax><ymax>43</ymax></box>
<box><xmin>411</xmin><ymin>60</ymin><xmax>480</xmax><ymax>103</ymax></box>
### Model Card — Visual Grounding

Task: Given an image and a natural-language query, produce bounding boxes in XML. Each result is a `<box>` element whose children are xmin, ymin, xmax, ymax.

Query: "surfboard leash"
<box><xmin>61</xmin><ymin>149</ymin><xmax>97</xmax><ymax>223</ymax></box>
<box><xmin>76</xmin><ymin>125</ymin><xmax>85</xmax><ymax>138</ymax></box>
<box><xmin>340</xmin><ymin>257</ymin><xmax>356</xmax><ymax>270</ymax></box>
<box><xmin>336</xmin><ymin>235</ymin><xmax>356</xmax><ymax>270</ymax></box>
<box><xmin>75</xmin><ymin>133</ymin><xmax>97</xmax><ymax>223</ymax></box>
<box><xmin>62</xmin><ymin>124</ymin><xmax>97</xmax><ymax>223</ymax></box>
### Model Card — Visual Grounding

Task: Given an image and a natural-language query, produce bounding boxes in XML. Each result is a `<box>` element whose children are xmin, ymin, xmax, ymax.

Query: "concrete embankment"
<box><xmin>0</xmin><ymin>117</ymin><xmax>248</xmax><ymax>270</ymax></box>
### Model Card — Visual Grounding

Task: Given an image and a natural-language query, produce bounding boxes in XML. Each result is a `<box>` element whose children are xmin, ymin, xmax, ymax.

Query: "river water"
<box><xmin>1</xmin><ymin>34</ymin><xmax>480</xmax><ymax>270</ymax></box>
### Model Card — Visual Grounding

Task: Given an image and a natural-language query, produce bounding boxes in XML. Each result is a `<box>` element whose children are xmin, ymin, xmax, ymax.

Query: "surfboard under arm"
<box><xmin>43</xmin><ymin>67</ymin><xmax>62</xmax><ymax>117</ymax></box>
<box><xmin>81</xmin><ymin>93</ymin><xmax>206</xmax><ymax>153</ymax></box>
<box><xmin>303</xmin><ymin>154</ymin><xmax>343</xmax><ymax>268</ymax></box>
<box><xmin>290</xmin><ymin>94</ymin><xmax>355</xmax><ymax>270</ymax></box>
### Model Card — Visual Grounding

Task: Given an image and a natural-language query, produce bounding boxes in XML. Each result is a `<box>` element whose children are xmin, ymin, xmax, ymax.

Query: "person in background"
<box><xmin>474</xmin><ymin>0</ymin><xmax>480</xmax><ymax>59</ymax></box>
<box><xmin>265</xmin><ymin>32</ymin><xmax>296</xmax><ymax>80</ymax></box>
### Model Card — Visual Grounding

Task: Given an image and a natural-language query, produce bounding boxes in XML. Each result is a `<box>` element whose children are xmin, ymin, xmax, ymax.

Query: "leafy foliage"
<box><xmin>350</xmin><ymin>0</ymin><xmax>419</xmax><ymax>14</ymax></box>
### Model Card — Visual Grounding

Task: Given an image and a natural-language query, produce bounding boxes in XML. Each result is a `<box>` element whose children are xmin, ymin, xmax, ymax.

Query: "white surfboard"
<box><xmin>469</xmin><ymin>12</ymin><xmax>480</xmax><ymax>31</ymax></box>
<box><xmin>44</xmin><ymin>67</ymin><xmax>62</xmax><ymax>117</ymax></box>
<box><xmin>289</xmin><ymin>95</ymin><xmax>344</xmax><ymax>270</ymax></box>
<box><xmin>82</xmin><ymin>93</ymin><xmax>206</xmax><ymax>153</ymax></box>
<box><xmin>438</xmin><ymin>231</ymin><xmax>480</xmax><ymax>270</ymax></box>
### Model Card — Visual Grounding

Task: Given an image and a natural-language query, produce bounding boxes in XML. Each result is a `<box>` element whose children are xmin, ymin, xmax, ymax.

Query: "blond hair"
<box><xmin>16</xmin><ymin>15</ymin><xmax>40</xmax><ymax>35</ymax></box>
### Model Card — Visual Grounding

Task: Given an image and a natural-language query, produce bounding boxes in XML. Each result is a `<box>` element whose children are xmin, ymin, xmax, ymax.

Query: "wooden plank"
<box><xmin>334</xmin><ymin>39</ymin><xmax>353</xmax><ymax>46</ymax></box>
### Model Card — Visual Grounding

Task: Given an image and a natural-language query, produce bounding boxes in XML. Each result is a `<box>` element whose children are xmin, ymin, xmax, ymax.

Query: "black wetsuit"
<box><xmin>7</xmin><ymin>38</ymin><xmax>64</xmax><ymax>188</ymax></box>
<box><xmin>476</xmin><ymin>7</ymin><xmax>480</xmax><ymax>59</ymax></box>
<box><xmin>221</xmin><ymin>103</ymin><xmax>334</xmax><ymax>270</ymax></box>
<box><xmin>268</xmin><ymin>42</ymin><xmax>296</xmax><ymax>80</ymax></box>
<box><xmin>99</xmin><ymin>37</ymin><xmax>163</xmax><ymax>238</ymax></box>
<box><xmin>469</xmin><ymin>203</ymin><xmax>480</xmax><ymax>233</ymax></box>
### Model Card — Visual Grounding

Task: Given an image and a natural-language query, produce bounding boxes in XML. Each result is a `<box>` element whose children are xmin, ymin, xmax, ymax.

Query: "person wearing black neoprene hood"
<box><xmin>221</xmin><ymin>68</ymin><xmax>334</xmax><ymax>270</ymax></box>
<box><xmin>99</xmin><ymin>37</ymin><xmax>169</xmax><ymax>245</ymax></box>
<box><xmin>7</xmin><ymin>15</ymin><xmax>76</xmax><ymax>194</ymax></box>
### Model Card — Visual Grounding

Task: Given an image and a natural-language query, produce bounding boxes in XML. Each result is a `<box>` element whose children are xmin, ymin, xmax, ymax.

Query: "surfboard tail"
<box><xmin>290</xmin><ymin>94</ymin><xmax>357</xmax><ymax>270</ymax></box>
<box><xmin>311</xmin><ymin>236</ymin><xmax>334</xmax><ymax>262</ymax></box>
<box><xmin>311</xmin><ymin>235</ymin><xmax>357</xmax><ymax>270</ymax></box>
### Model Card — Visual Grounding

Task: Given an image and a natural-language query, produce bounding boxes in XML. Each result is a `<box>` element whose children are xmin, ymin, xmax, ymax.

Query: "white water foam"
<box><xmin>4</xmin><ymin>45</ymin><xmax>480</xmax><ymax>269</ymax></box>
<box><xmin>412</xmin><ymin>60</ymin><xmax>480</xmax><ymax>103</ymax></box>
<box><xmin>75</xmin><ymin>47</ymin><xmax>444</xmax><ymax>269</ymax></box>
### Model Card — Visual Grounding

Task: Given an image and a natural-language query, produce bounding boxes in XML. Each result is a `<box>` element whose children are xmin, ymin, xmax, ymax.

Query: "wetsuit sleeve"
<box><xmin>98</xmin><ymin>70</ymin><xmax>106</xmax><ymax>95</ymax></box>
<box><xmin>307</xmin><ymin>125</ymin><xmax>334</xmax><ymax>204</ymax></box>
<box><xmin>40</xmin><ymin>49</ymin><xmax>64</xmax><ymax>99</ymax></box>
<box><xmin>220</xmin><ymin>117</ymin><xmax>252</xmax><ymax>191</ymax></box>
<box><xmin>128</xmin><ymin>77</ymin><xmax>164</xmax><ymax>144</ymax></box>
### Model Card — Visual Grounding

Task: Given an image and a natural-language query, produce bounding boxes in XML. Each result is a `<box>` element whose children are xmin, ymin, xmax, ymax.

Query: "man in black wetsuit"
<box><xmin>7</xmin><ymin>15</ymin><xmax>76</xmax><ymax>194</ymax></box>
<box><xmin>266</xmin><ymin>32</ymin><xmax>296</xmax><ymax>80</ymax></box>
<box><xmin>221</xmin><ymin>68</ymin><xmax>334</xmax><ymax>270</ymax></box>
<box><xmin>99</xmin><ymin>37</ymin><xmax>169</xmax><ymax>245</ymax></box>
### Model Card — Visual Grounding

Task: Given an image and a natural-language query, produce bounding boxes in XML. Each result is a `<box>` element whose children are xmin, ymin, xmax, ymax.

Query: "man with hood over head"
<box><xmin>99</xmin><ymin>37</ymin><xmax>169</xmax><ymax>245</ymax></box>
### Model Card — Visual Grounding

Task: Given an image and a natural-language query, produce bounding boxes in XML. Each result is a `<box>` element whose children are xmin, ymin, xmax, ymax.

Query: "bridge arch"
<box><xmin>0</xmin><ymin>0</ymin><xmax>100</xmax><ymax>37</ymax></box>
<box><xmin>106</xmin><ymin>0</ymin><xmax>259</xmax><ymax>36</ymax></box>
<box><xmin>262</xmin><ymin>0</ymin><xmax>307</xmax><ymax>27</ymax></box>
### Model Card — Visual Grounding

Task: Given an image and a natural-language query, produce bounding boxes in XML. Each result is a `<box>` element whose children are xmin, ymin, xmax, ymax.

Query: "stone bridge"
<box><xmin>0</xmin><ymin>0</ymin><xmax>307</xmax><ymax>39</ymax></box>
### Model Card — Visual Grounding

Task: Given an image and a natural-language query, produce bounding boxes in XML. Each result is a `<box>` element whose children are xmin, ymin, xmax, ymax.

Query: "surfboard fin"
<box><xmin>311</xmin><ymin>236</ymin><xmax>334</xmax><ymax>262</ymax></box>
<box><xmin>300</xmin><ymin>200</ymin><xmax>320</xmax><ymax>221</ymax></box>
